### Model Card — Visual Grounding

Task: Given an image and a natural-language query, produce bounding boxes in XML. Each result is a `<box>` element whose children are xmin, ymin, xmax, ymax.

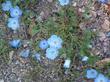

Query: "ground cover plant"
<box><xmin>0</xmin><ymin>0</ymin><xmax>110</xmax><ymax>82</ymax></box>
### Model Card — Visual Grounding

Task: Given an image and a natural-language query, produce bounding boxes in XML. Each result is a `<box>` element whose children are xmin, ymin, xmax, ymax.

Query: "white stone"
<box><xmin>63</xmin><ymin>59</ymin><xmax>71</xmax><ymax>68</ymax></box>
<box><xmin>0</xmin><ymin>79</ymin><xmax>4</xmax><ymax>82</ymax></box>
<box><xmin>82</xmin><ymin>56</ymin><xmax>89</xmax><ymax>62</ymax></box>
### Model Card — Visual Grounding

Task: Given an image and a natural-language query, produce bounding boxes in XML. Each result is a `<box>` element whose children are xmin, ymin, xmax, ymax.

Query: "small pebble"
<box><xmin>82</xmin><ymin>56</ymin><xmax>89</xmax><ymax>62</ymax></box>
<box><xmin>63</xmin><ymin>59</ymin><xmax>71</xmax><ymax>68</ymax></box>
<box><xmin>0</xmin><ymin>79</ymin><xmax>4</xmax><ymax>82</ymax></box>
<box><xmin>72</xmin><ymin>2</ymin><xmax>77</xmax><ymax>7</ymax></box>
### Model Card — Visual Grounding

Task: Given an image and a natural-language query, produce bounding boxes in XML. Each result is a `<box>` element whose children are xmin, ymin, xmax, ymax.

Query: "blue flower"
<box><xmin>94</xmin><ymin>74</ymin><xmax>108</xmax><ymax>82</ymax></box>
<box><xmin>63</xmin><ymin>59</ymin><xmax>71</xmax><ymax>68</ymax></box>
<box><xmin>2</xmin><ymin>1</ymin><xmax>12</xmax><ymax>11</ymax></box>
<box><xmin>98</xmin><ymin>0</ymin><xmax>108</xmax><ymax>4</ymax></box>
<box><xmin>86</xmin><ymin>69</ymin><xmax>98</xmax><ymax>79</ymax></box>
<box><xmin>82</xmin><ymin>56</ymin><xmax>89</xmax><ymax>62</ymax></box>
<box><xmin>58</xmin><ymin>0</ymin><xmax>69</xmax><ymax>6</ymax></box>
<box><xmin>10</xmin><ymin>6</ymin><xmax>22</xmax><ymax>18</ymax></box>
<box><xmin>39</xmin><ymin>39</ymin><xmax>48</xmax><ymax>50</ymax></box>
<box><xmin>47</xmin><ymin>35</ymin><xmax>63</xmax><ymax>49</ymax></box>
<box><xmin>20</xmin><ymin>49</ymin><xmax>30</xmax><ymax>58</ymax></box>
<box><xmin>35</xmin><ymin>53</ymin><xmax>41</xmax><ymax>61</ymax></box>
<box><xmin>46</xmin><ymin>47</ymin><xmax>59</xmax><ymax>60</ymax></box>
<box><xmin>9</xmin><ymin>39</ymin><xmax>21</xmax><ymax>48</ymax></box>
<box><xmin>108</xmin><ymin>79</ymin><xmax>110</xmax><ymax>82</ymax></box>
<box><xmin>7</xmin><ymin>18</ymin><xmax>20</xmax><ymax>30</ymax></box>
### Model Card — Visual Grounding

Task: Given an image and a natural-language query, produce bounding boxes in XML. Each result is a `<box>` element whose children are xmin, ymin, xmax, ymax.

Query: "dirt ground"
<box><xmin>0</xmin><ymin>0</ymin><xmax>110</xmax><ymax>82</ymax></box>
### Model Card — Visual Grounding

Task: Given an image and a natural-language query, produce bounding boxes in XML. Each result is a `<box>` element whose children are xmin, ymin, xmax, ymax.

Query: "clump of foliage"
<box><xmin>0</xmin><ymin>0</ymin><xmax>101</xmax><ymax>81</ymax></box>
<box><xmin>0</xmin><ymin>39</ymin><xmax>7</xmax><ymax>55</ymax></box>
<box><xmin>30</xmin><ymin>6</ymin><xmax>95</xmax><ymax>61</ymax></box>
<box><xmin>0</xmin><ymin>39</ymin><xmax>10</xmax><ymax>63</ymax></box>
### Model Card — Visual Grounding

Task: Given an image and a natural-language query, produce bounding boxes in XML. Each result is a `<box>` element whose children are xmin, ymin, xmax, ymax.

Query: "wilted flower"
<box><xmin>35</xmin><ymin>53</ymin><xmax>41</xmax><ymax>61</ymax></box>
<box><xmin>20</xmin><ymin>49</ymin><xmax>30</xmax><ymax>58</ymax></box>
<box><xmin>9</xmin><ymin>39</ymin><xmax>21</xmax><ymax>48</ymax></box>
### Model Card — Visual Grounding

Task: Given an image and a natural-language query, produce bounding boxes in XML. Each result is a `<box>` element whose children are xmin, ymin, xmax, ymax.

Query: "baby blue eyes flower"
<box><xmin>108</xmin><ymin>79</ymin><xmax>110</xmax><ymax>82</ymax></box>
<box><xmin>9</xmin><ymin>39</ymin><xmax>21</xmax><ymax>48</ymax></box>
<box><xmin>20</xmin><ymin>49</ymin><xmax>30</xmax><ymax>58</ymax></box>
<box><xmin>39</xmin><ymin>39</ymin><xmax>48</xmax><ymax>50</ymax></box>
<box><xmin>94</xmin><ymin>74</ymin><xmax>108</xmax><ymax>82</ymax></box>
<box><xmin>47</xmin><ymin>35</ymin><xmax>63</xmax><ymax>49</ymax></box>
<box><xmin>35</xmin><ymin>53</ymin><xmax>41</xmax><ymax>61</ymax></box>
<box><xmin>46</xmin><ymin>47</ymin><xmax>59</xmax><ymax>60</ymax></box>
<box><xmin>2</xmin><ymin>2</ymin><xmax>22</xmax><ymax>31</ymax></box>
<box><xmin>63</xmin><ymin>59</ymin><xmax>71</xmax><ymax>68</ymax></box>
<box><xmin>2</xmin><ymin>1</ymin><xmax>12</xmax><ymax>11</ymax></box>
<box><xmin>58</xmin><ymin>0</ymin><xmax>69</xmax><ymax>6</ymax></box>
<box><xmin>86</xmin><ymin>69</ymin><xmax>98</xmax><ymax>79</ymax></box>
<box><xmin>7</xmin><ymin>18</ymin><xmax>20</xmax><ymax>30</ymax></box>
<box><xmin>10</xmin><ymin>6</ymin><xmax>22</xmax><ymax>18</ymax></box>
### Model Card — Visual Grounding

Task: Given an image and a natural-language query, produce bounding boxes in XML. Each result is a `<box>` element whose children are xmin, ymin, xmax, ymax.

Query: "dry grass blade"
<box><xmin>95</xmin><ymin>58</ymin><xmax>110</xmax><ymax>67</ymax></box>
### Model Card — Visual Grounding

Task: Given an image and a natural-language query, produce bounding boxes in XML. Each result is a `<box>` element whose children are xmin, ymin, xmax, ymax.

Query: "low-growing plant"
<box><xmin>0</xmin><ymin>39</ymin><xmax>10</xmax><ymax>63</ymax></box>
<box><xmin>30</xmin><ymin>6</ymin><xmax>95</xmax><ymax>60</ymax></box>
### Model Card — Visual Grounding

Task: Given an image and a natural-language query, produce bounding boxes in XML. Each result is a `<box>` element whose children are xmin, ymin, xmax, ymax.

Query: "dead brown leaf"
<box><xmin>101</xmin><ymin>19</ymin><xmax>110</xmax><ymax>31</ymax></box>
<box><xmin>95</xmin><ymin>58</ymin><xmax>110</xmax><ymax>68</ymax></box>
